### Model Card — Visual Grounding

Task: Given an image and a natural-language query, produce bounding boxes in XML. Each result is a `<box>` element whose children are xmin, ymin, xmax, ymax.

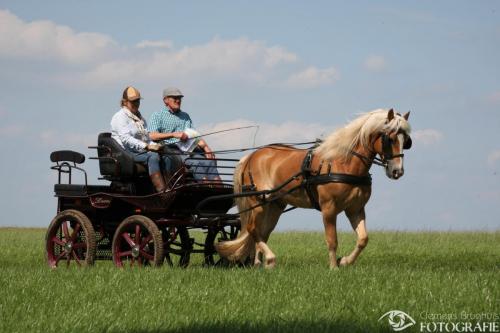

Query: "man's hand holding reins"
<box><xmin>146</xmin><ymin>143</ymin><xmax>162</xmax><ymax>152</ymax></box>
<box><xmin>174</xmin><ymin>132</ymin><xmax>188</xmax><ymax>142</ymax></box>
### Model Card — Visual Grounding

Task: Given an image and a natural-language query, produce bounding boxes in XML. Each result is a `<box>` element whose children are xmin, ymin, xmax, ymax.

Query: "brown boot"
<box><xmin>150</xmin><ymin>172</ymin><xmax>167</xmax><ymax>193</ymax></box>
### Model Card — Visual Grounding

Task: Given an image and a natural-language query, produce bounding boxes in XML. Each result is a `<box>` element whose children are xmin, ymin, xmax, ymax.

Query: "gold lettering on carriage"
<box><xmin>89</xmin><ymin>196</ymin><xmax>112</xmax><ymax>209</ymax></box>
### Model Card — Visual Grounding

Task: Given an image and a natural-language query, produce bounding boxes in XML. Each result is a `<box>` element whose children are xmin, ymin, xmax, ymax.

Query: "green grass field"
<box><xmin>0</xmin><ymin>228</ymin><xmax>498</xmax><ymax>332</ymax></box>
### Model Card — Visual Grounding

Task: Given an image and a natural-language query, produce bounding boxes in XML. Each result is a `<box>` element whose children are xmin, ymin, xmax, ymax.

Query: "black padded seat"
<box><xmin>50</xmin><ymin>150</ymin><xmax>85</xmax><ymax>164</ymax></box>
<box><xmin>97</xmin><ymin>133</ymin><xmax>148</xmax><ymax>179</ymax></box>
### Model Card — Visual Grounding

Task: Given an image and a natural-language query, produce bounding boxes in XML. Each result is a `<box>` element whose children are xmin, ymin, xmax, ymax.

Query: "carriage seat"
<box><xmin>96</xmin><ymin>132</ymin><xmax>148</xmax><ymax>180</ymax></box>
<box><xmin>50</xmin><ymin>150</ymin><xmax>85</xmax><ymax>164</ymax></box>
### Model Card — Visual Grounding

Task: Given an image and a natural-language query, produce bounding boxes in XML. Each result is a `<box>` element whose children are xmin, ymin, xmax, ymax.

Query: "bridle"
<box><xmin>352</xmin><ymin>131</ymin><xmax>412</xmax><ymax>168</ymax></box>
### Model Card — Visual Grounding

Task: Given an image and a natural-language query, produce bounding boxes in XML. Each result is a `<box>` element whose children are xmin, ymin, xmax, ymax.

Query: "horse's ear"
<box><xmin>387</xmin><ymin>109</ymin><xmax>394</xmax><ymax>121</ymax></box>
<box><xmin>403</xmin><ymin>111</ymin><xmax>410</xmax><ymax>120</ymax></box>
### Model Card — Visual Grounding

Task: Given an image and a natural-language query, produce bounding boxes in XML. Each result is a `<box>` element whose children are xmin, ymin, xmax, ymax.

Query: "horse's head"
<box><xmin>373</xmin><ymin>109</ymin><xmax>412</xmax><ymax>180</ymax></box>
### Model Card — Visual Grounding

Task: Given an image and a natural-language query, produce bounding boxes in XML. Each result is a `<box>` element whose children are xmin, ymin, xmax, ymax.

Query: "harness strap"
<box><xmin>301</xmin><ymin>150</ymin><xmax>372</xmax><ymax>211</ymax></box>
<box><xmin>307</xmin><ymin>173</ymin><xmax>372</xmax><ymax>186</ymax></box>
<box><xmin>235</xmin><ymin>149</ymin><xmax>373</xmax><ymax>214</ymax></box>
<box><xmin>301</xmin><ymin>150</ymin><xmax>321</xmax><ymax>210</ymax></box>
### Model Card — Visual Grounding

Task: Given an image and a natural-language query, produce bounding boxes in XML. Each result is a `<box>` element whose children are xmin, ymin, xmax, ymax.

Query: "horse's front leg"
<box><xmin>321</xmin><ymin>207</ymin><xmax>339</xmax><ymax>269</ymax></box>
<box><xmin>340</xmin><ymin>208</ymin><xmax>368</xmax><ymax>266</ymax></box>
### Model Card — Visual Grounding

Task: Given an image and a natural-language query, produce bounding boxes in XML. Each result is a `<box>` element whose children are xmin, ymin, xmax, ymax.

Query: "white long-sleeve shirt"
<box><xmin>110</xmin><ymin>107</ymin><xmax>150</xmax><ymax>153</ymax></box>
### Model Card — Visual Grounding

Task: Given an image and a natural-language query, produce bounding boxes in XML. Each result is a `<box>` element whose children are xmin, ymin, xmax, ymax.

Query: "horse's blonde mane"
<box><xmin>314</xmin><ymin>109</ymin><xmax>411</xmax><ymax>161</ymax></box>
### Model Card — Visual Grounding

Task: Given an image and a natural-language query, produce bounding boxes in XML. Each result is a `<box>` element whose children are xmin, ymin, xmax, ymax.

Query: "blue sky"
<box><xmin>0</xmin><ymin>1</ymin><xmax>499</xmax><ymax>231</ymax></box>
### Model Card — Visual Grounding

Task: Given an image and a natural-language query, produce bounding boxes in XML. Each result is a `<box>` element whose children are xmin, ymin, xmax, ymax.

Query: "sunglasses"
<box><xmin>130</xmin><ymin>99</ymin><xmax>141</xmax><ymax>105</ymax></box>
<box><xmin>169</xmin><ymin>96</ymin><xmax>183</xmax><ymax>101</ymax></box>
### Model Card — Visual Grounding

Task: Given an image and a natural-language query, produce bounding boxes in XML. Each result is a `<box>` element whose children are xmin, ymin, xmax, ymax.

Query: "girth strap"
<box><xmin>307</xmin><ymin>173</ymin><xmax>372</xmax><ymax>186</ymax></box>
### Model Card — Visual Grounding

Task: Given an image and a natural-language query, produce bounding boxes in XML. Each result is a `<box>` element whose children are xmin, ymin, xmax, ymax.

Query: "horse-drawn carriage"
<box><xmin>46</xmin><ymin>109</ymin><xmax>412</xmax><ymax>269</ymax></box>
<box><xmin>46</xmin><ymin>132</ymin><xmax>241</xmax><ymax>268</ymax></box>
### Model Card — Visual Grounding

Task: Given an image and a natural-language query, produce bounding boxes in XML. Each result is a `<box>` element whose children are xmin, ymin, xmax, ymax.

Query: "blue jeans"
<box><xmin>131</xmin><ymin>151</ymin><xmax>173</xmax><ymax>175</ymax></box>
<box><xmin>183</xmin><ymin>153</ymin><xmax>219</xmax><ymax>180</ymax></box>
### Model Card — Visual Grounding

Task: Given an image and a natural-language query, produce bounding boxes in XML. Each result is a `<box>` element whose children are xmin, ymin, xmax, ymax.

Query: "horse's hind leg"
<box><xmin>249</xmin><ymin>202</ymin><xmax>284</xmax><ymax>269</ymax></box>
<box><xmin>340</xmin><ymin>208</ymin><xmax>368</xmax><ymax>266</ymax></box>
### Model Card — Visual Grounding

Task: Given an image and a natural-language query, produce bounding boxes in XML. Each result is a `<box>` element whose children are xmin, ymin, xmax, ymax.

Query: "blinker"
<box><xmin>403</xmin><ymin>137</ymin><xmax>412</xmax><ymax>150</ymax></box>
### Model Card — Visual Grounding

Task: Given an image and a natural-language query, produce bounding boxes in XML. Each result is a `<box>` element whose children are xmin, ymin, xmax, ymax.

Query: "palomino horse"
<box><xmin>216</xmin><ymin>109</ymin><xmax>412</xmax><ymax>268</ymax></box>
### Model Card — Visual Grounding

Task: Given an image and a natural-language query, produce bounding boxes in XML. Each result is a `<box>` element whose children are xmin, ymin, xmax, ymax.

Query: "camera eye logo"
<box><xmin>379</xmin><ymin>310</ymin><xmax>416</xmax><ymax>331</ymax></box>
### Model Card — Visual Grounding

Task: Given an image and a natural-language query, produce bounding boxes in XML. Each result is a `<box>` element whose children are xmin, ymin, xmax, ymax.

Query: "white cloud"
<box><xmin>264</xmin><ymin>46</ymin><xmax>298</xmax><ymax>67</ymax></box>
<box><xmin>413</xmin><ymin>129</ymin><xmax>443</xmax><ymax>145</ymax></box>
<box><xmin>286</xmin><ymin>66</ymin><xmax>339</xmax><ymax>88</ymax></box>
<box><xmin>0</xmin><ymin>10</ymin><xmax>338</xmax><ymax>90</ymax></box>
<box><xmin>0</xmin><ymin>9</ymin><xmax>117</xmax><ymax>64</ymax></box>
<box><xmin>487</xmin><ymin>150</ymin><xmax>500</xmax><ymax>166</ymax></box>
<box><xmin>81</xmin><ymin>37</ymin><xmax>300</xmax><ymax>85</ymax></box>
<box><xmin>0</xmin><ymin>124</ymin><xmax>25</xmax><ymax>137</ymax></box>
<box><xmin>364</xmin><ymin>55</ymin><xmax>387</xmax><ymax>72</ymax></box>
<box><xmin>135</xmin><ymin>40</ymin><xmax>173</xmax><ymax>49</ymax></box>
<box><xmin>198</xmin><ymin>119</ymin><xmax>332</xmax><ymax>151</ymax></box>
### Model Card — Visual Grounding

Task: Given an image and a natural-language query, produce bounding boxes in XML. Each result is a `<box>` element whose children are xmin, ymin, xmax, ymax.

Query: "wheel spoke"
<box><xmin>66</xmin><ymin>253</ymin><xmax>71</xmax><ymax>267</ymax></box>
<box><xmin>70</xmin><ymin>223</ymin><xmax>81</xmax><ymax>242</ymax></box>
<box><xmin>118</xmin><ymin>250</ymin><xmax>132</xmax><ymax>258</ymax></box>
<box><xmin>139</xmin><ymin>250</ymin><xmax>154</xmax><ymax>261</ymax></box>
<box><xmin>135</xmin><ymin>224</ymin><xmax>141</xmax><ymax>246</ymax></box>
<box><xmin>168</xmin><ymin>228</ymin><xmax>178</xmax><ymax>242</ymax></box>
<box><xmin>71</xmin><ymin>251</ymin><xmax>82</xmax><ymax>266</ymax></box>
<box><xmin>121</xmin><ymin>233</ymin><xmax>135</xmax><ymax>247</ymax></box>
<box><xmin>62</xmin><ymin>221</ymin><xmax>70</xmax><ymax>239</ymax></box>
<box><xmin>51</xmin><ymin>236</ymin><xmax>65</xmax><ymax>246</ymax></box>
<box><xmin>140</xmin><ymin>235</ymin><xmax>152</xmax><ymax>249</ymax></box>
<box><xmin>55</xmin><ymin>252</ymin><xmax>66</xmax><ymax>266</ymax></box>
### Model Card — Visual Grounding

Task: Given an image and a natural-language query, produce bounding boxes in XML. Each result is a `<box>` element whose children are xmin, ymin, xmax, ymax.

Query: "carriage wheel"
<box><xmin>112</xmin><ymin>215</ymin><xmax>164</xmax><ymax>268</ymax></box>
<box><xmin>163</xmin><ymin>226</ymin><xmax>192</xmax><ymax>268</ymax></box>
<box><xmin>46</xmin><ymin>209</ymin><xmax>96</xmax><ymax>268</ymax></box>
<box><xmin>204</xmin><ymin>225</ymin><xmax>240</xmax><ymax>267</ymax></box>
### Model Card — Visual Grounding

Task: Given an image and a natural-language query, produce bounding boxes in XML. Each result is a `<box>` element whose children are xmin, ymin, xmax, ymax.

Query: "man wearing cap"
<box><xmin>148</xmin><ymin>87</ymin><xmax>220</xmax><ymax>182</ymax></box>
<box><xmin>111</xmin><ymin>86</ymin><xmax>173</xmax><ymax>193</ymax></box>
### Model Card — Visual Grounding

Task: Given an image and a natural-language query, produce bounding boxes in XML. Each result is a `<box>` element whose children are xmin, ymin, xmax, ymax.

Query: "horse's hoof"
<box><xmin>264</xmin><ymin>257</ymin><xmax>276</xmax><ymax>269</ymax></box>
<box><xmin>337</xmin><ymin>256</ymin><xmax>350</xmax><ymax>266</ymax></box>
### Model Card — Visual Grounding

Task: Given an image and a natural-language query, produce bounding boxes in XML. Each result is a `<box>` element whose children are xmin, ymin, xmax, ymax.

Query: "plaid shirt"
<box><xmin>148</xmin><ymin>106</ymin><xmax>193</xmax><ymax>144</ymax></box>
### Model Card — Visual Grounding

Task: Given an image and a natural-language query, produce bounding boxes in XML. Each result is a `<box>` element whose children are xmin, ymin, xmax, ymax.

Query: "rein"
<box><xmin>197</xmin><ymin>132</ymin><xmax>410</xmax><ymax>214</ymax></box>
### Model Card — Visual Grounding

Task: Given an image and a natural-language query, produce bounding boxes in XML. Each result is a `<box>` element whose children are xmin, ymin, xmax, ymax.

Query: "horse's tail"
<box><xmin>215</xmin><ymin>154</ymin><xmax>255</xmax><ymax>262</ymax></box>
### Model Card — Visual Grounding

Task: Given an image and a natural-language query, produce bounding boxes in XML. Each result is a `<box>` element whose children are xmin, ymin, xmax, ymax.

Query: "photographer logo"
<box><xmin>379</xmin><ymin>310</ymin><xmax>417</xmax><ymax>331</ymax></box>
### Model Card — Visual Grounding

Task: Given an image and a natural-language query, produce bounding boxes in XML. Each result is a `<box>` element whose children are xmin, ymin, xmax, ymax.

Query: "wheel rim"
<box><xmin>47</xmin><ymin>220</ymin><xmax>88</xmax><ymax>268</ymax></box>
<box><xmin>113</xmin><ymin>223</ymin><xmax>155</xmax><ymax>267</ymax></box>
